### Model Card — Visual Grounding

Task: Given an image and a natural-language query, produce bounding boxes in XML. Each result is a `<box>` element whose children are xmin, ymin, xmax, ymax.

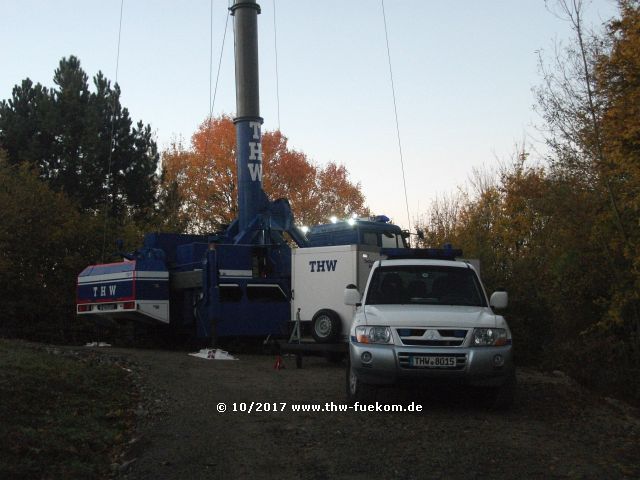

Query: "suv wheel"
<box><xmin>346</xmin><ymin>358</ymin><xmax>377</xmax><ymax>404</ymax></box>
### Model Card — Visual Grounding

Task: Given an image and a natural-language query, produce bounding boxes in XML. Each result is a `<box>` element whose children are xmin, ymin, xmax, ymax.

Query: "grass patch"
<box><xmin>0</xmin><ymin>340</ymin><xmax>136</xmax><ymax>479</ymax></box>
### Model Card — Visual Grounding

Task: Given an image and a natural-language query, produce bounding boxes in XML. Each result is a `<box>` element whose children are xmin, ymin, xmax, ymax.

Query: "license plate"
<box><xmin>411</xmin><ymin>356</ymin><xmax>457</xmax><ymax>368</ymax></box>
<box><xmin>97</xmin><ymin>304</ymin><xmax>116</xmax><ymax>311</ymax></box>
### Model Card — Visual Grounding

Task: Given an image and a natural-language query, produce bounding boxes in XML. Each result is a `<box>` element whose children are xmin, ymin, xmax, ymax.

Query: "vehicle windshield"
<box><xmin>365</xmin><ymin>265</ymin><xmax>486</xmax><ymax>306</ymax></box>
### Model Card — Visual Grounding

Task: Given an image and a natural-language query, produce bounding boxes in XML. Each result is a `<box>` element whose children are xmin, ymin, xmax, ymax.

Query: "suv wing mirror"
<box><xmin>490</xmin><ymin>291</ymin><xmax>508</xmax><ymax>310</ymax></box>
<box><xmin>344</xmin><ymin>284</ymin><xmax>362</xmax><ymax>306</ymax></box>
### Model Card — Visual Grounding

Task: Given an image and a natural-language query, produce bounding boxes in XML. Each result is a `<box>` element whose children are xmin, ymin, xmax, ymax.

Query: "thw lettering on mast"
<box><xmin>248</xmin><ymin>120</ymin><xmax>262</xmax><ymax>182</ymax></box>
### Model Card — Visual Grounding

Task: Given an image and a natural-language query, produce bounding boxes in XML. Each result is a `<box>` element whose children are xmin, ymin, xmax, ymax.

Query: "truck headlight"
<box><xmin>355</xmin><ymin>326</ymin><xmax>392</xmax><ymax>344</ymax></box>
<box><xmin>472</xmin><ymin>328</ymin><xmax>508</xmax><ymax>346</ymax></box>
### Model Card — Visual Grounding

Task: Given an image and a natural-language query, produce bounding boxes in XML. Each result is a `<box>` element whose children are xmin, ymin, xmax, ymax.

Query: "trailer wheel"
<box><xmin>311</xmin><ymin>309</ymin><xmax>341</xmax><ymax>343</ymax></box>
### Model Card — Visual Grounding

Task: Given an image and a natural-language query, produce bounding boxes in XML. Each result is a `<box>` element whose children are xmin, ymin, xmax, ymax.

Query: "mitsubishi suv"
<box><xmin>344</xmin><ymin>250</ymin><xmax>515</xmax><ymax>408</ymax></box>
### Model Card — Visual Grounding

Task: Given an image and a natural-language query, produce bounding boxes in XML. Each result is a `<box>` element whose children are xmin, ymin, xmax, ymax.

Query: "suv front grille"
<box><xmin>396</xmin><ymin>328</ymin><xmax>469</xmax><ymax>347</ymax></box>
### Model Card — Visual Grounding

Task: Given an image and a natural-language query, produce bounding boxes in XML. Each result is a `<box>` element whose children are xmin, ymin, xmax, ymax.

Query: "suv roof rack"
<box><xmin>381</xmin><ymin>247</ymin><xmax>463</xmax><ymax>261</ymax></box>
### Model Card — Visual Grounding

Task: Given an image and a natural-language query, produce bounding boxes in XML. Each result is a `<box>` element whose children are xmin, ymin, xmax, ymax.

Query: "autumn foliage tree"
<box><xmin>160</xmin><ymin>115</ymin><xmax>368</xmax><ymax>233</ymax></box>
<box><xmin>415</xmin><ymin>1</ymin><xmax>640</xmax><ymax>403</ymax></box>
<box><xmin>596</xmin><ymin>1</ymin><xmax>640</xmax><ymax>331</ymax></box>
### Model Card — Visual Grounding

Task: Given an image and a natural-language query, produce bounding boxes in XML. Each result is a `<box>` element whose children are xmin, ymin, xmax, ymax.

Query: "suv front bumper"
<box><xmin>350</xmin><ymin>342</ymin><xmax>514</xmax><ymax>388</ymax></box>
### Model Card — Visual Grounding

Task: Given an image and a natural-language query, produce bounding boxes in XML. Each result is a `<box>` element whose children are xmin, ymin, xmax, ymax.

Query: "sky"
<box><xmin>0</xmin><ymin>0</ymin><xmax>620</xmax><ymax>231</ymax></box>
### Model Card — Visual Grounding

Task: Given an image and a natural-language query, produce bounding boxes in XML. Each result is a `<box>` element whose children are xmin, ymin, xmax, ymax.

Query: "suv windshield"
<box><xmin>365</xmin><ymin>265</ymin><xmax>486</xmax><ymax>307</ymax></box>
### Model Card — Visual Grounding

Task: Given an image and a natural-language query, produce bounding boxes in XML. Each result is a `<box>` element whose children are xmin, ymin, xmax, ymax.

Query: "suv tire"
<box><xmin>346</xmin><ymin>357</ymin><xmax>377</xmax><ymax>405</ymax></box>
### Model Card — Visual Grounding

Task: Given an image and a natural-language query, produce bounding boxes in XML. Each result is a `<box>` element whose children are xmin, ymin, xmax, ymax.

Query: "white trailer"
<box><xmin>291</xmin><ymin>245</ymin><xmax>383</xmax><ymax>343</ymax></box>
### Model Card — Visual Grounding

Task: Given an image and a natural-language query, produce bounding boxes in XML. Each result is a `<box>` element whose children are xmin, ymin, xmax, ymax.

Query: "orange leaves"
<box><xmin>597</xmin><ymin>3</ymin><xmax>640</xmax><ymax>225</ymax></box>
<box><xmin>316</xmin><ymin>163</ymin><xmax>367</xmax><ymax>222</ymax></box>
<box><xmin>262</xmin><ymin>129</ymin><xmax>319</xmax><ymax>224</ymax></box>
<box><xmin>161</xmin><ymin>116</ymin><xmax>238</xmax><ymax>232</ymax></box>
<box><xmin>160</xmin><ymin>116</ymin><xmax>367</xmax><ymax>233</ymax></box>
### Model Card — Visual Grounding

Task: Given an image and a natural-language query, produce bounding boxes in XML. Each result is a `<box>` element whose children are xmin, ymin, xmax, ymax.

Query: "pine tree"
<box><xmin>0</xmin><ymin>56</ymin><xmax>159</xmax><ymax>219</ymax></box>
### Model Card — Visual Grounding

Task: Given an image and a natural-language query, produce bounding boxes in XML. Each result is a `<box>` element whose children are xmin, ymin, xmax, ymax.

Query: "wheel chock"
<box><xmin>273</xmin><ymin>354</ymin><xmax>285</xmax><ymax>370</ymax></box>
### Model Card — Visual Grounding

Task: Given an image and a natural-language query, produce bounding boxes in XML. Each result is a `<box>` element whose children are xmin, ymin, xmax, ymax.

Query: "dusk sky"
<box><xmin>1</xmin><ymin>0</ymin><xmax>619</xmax><ymax>230</ymax></box>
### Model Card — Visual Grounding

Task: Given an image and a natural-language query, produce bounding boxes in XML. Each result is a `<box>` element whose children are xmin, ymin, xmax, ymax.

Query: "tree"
<box><xmin>415</xmin><ymin>192</ymin><xmax>464</xmax><ymax>248</ymax></box>
<box><xmin>160</xmin><ymin>115</ymin><xmax>368</xmax><ymax>233</ymax></box>
<box><xmin>0</xmin><ymin>79</ymin><xmax>53</xmax><ymax>168</ymax></box>
<box><xmin>154</xmin><ymin>172</ymin><xmax>190</xmax><ymax>233</ymax></box>
<box><xmin>595</xmin><ymin>0</ymin><xmax>640</xmax><ymax>333</ymax></box>
<box><xmin>0</xmin><ymin>56</ymin><xmax>159</xmax><ymax>219</ymax></box>
<box><xmin>0</xmin><ymin>146</ymin><xmax>150</xmax><ymax>341</ymax></box>
<box><xmin>261</xmin><ymin>129</ymin><xmax>321</xmax><ymax>225</ymax></box>
<box><xmin>0</xmin><ymin>152</ymin><xmax>99</xmax><ymax>340</ymax></box>
<box><xmin>314</xmin><ymin>163</ymin><xmax>368</xmax><ymax>224</ymax></box>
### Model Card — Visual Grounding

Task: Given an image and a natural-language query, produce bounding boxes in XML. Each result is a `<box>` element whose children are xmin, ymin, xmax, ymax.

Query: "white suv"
<box><xmin>344</xmin><ymin>256</ymin><xmax>515</xmax><ymax>408</ymax></box>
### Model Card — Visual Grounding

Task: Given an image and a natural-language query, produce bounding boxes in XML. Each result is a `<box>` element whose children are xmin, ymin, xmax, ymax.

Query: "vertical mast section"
<box><xmin>230</xmin><ymin>0</ymin><xmax>264</xmax><ymax>232</ymax></box>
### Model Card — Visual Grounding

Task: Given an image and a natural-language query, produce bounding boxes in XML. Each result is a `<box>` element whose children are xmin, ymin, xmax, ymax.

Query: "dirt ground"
<box><xmin>102</xmin><ymin>347</ymin><xmax>640</xmax><ymax>480</ymax></box>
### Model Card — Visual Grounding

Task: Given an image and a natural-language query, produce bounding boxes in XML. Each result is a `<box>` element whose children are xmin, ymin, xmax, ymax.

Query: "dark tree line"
<box><xmin>0</xmin><ymin>57</ymin><xmax>159</xmax><ymax>342</ymax></box>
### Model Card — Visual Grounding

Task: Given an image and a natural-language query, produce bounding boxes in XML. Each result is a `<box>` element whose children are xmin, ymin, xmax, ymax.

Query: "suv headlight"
<box><xmin>355</xmin><ymin>326</ymin><xmax>392</xmax><ymax>344</ymax></box>
<box><xmin>472</xmin><ymin>328</ymin><xmax>508</xmax><ymax>346</ymax></box>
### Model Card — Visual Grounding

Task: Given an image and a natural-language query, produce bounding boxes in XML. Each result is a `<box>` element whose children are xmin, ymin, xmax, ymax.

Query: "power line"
<box><xmin>101</xmin><ymin>0</ymin><xmax>125</xmax><ymax>262</ymax></box>
<box><xmin>273</xmin><ymin>0</ymin><xmax>281</xmax><ymax>130</ymax></box>
<box><xmin>210</xmin><ymin>0</ymin><xmax>231</xmax><ymax>118</ymax></box>
<box><xmin>200</xmin><ymin>0</ymin><xmax>231</xmax><ymax>188</ymax></box>
<box><xmin>209</xmin><ymin>0</ymin><xmax>214</xmax><ymax>118</ymax></box>
<box><xmin>381</xmin><ymin>0</ymin><xmax>412</xmax><ymax>236</ymax></box>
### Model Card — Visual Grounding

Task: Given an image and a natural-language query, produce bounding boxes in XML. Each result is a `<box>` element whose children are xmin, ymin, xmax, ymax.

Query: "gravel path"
<box><xmin>105</xmin><ymin>348</ymin><xmax>639</xmax><ymax>479</ymax></box>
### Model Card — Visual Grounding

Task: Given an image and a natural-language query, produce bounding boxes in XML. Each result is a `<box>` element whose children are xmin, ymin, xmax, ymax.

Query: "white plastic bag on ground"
<box><xmin>188</xmin><ymin>348</ymin><xmax>238</xmax><ymax>360</ymax></box>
